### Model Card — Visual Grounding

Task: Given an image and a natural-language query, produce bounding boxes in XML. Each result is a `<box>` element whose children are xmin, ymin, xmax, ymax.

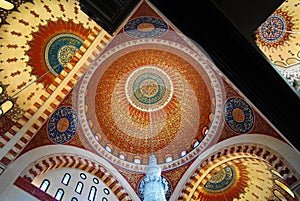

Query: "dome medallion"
<box><xmin>125</xmin><ymin>66</ymin><xmax>173</xmax><ymax>112</ymax></box>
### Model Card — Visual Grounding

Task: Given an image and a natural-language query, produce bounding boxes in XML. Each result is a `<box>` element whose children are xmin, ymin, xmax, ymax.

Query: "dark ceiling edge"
<box><xmin>80</xmin><ymin>0</ymin><xmax>140</xmax><ymax>35</ymax></box>
<box><xmin>149</xmin><ymin>0</ymin><xmax>300</xmax><ymax>151</ymax></box>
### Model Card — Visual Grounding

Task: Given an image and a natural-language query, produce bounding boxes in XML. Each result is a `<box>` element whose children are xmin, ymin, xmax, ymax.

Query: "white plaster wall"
<box><xmin>0</xmin><ymin>145</ymin><xmax>140</xmax><ymax>201</ymax></box>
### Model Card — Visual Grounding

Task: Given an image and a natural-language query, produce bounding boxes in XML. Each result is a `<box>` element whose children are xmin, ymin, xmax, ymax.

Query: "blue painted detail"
<box><xmin>204</xmin><ymin>166</ymin><xmax>235</xmax><ymax>192</ymax></box>
<box><xmin>224</xmin><ymin>97</ymin><xmax>254</xmax><ymax>134</ymax></box>
<box><xmin>124</xmin><ymin>16</ymin><xmax>168</xmax><ymax>38</ymax></box>
<box><xmin>260</xmin><ymin>14</ymin><xmax>286</xmax><ymax>42</ymax></box>
<box><xmin>47</xmin><ymin>106</ymin><xmax>78</xmax><ymax>144</ymax></box>
<box><xmin>133</xmin><ymin>72</ymin><xmax>166</xmax><ymax>104</ymax></box>
<box><xmin>45</xmin><ymin>34</ymin><xmax>83</xmax><ymax>75</ymax></box>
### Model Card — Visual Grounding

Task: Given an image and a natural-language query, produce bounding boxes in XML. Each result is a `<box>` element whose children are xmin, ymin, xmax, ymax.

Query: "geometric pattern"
<box><xmin>27</xmin><ymin>18</ymin><xmax>90</xmax><ymax>88</ymax></box>
<box><xmin>125</xmin><ymin>66</ymin><xmax>173</xmax><ymax>112</ymax></box>
<box><xmin>224</xmin><ymin>97</ymin><xmax>254</xmax><ymax>134</ymax></box>
<box><xmin>124</xmin><ymin>16</ymin><xmax>168</xmax><ymax>38</ymax></box>
<box><xmin>203</xmin><ymin>165</ymin><xmax>236</xmax><ymax>192</ymax></box>
<box><xmin>256</xmin><ymin>8</ymin><xmax>294</xmax><ymax>50</ymax></box>
<box><xmin>47</xmin><ymin>106</ymin><xmax>78</xmax><ymax>144</ymax></box>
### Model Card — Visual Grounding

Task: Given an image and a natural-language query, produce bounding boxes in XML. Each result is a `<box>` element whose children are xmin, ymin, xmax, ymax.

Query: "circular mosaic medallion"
<box><xmin>224</xmin><ymin>97</ymin><xmax>254</xmax><ymax>134</ymax></box>
<box><xmin>45</xmin><ymin>33</ymin><xmax>83</xmax><ymax>76</ymax></box>
<box><xmin>204</xmin><ymin>165</ymin><xmax>235</xmax><ymax>192</ymax></box>
<box><xmin>124</xmin><ymin>16</ymin><xmax>168</xmax><ymax>38</ymax></box>
<box><xmin>259</xmin><ymin>14</ymin><xmax>286</xmax><ymax>43</ymax></box>
<box><xmin>27</xmin><ymin>18</ymin><xmax>90</xmax><ymax>88</ymax></box>
<box><xmin>47</xmin><ymin>106</ymin><xmax>78</xmax><ymax>144</ymax></box>
<box><xmin>138</xmin><ymin>176</ymin><xmax>171</xmax><ymax>201</ymax></box>
<box><xmin>125</xmin><ymin>66</ymin><xmax>173</xmax><ymax>112</ymax></box>
<box><xmin>256</xmin><ymin>9</ymin><xmax>294</xmax><ymax>49</ymax></box>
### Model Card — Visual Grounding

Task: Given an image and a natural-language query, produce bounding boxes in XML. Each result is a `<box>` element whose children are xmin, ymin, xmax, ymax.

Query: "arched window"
<box><xmin>54</xmin><ymin>188</ymin><xmax>64</xmax><ymax>201</ymax></box>
<box><xmin>80</xmin><ymin>173</ymin><xmax>87</xmax><ymax>180</ymax></box>
<box><xmin>61</xmin><ymin>173</ymin><xmax>71</xmax><ymax>186</ymax></box>
<box><xmin>274</xmin><ymin>180</ymin><xmax>295</xmax><ymax>198</ymax></box>
<box><xmin>103</xmin><ymin>188</ymin><xmax>110</xmax><ymax>195</ymax></box>
<box><xmin>88</xmin><ymin>186</ymin><xmax>97</xmax><ymax>201</ymax></box>
<box><xmin>133</xmin><ymin>156</ymin><xmax>141</xmax><ymax>164</ymax></box>
<box><xmin>105</xmin><ymin>145</ymin><xmax>112</xmax><ymax>153</ymax></box>
<box><xmin>165</xmin><ymin>154</ymin><xmax>173</xmax><ymax>163</ymax></box>
<box><xmin>193</xmin><ymin>140</ymin><xmax>200</xmax><ymax>148</ymax></box>
<box><xmin>39</xmin><ymin>179</ymin><xmax>50</xmax><ymax>192</ymax></box>
<box><xmin>0</xmin><ymin>99</ymin><xmax>14</xmax><ymax>117</ymax></box>
<box><xmin>71</xmin><ymin>197</ymin><xmax>78</xmax><ymax>201</ymax></box>
<box><xmin>93</xmin><ymin>178</ymin><xmax>99</xmax><ymax>184</ymax></box>
<box><xmin>119</xmin><ymin>154</ymin><xmax>125</xmax><ymax>160</ymax></box>
<box><xmin>180</xmin><ymin>150</ymin><xmax>187</xmax><ymax>157</ymax></box>
<box><xmin>75</xmin><ymin>181</ymin><xmax>84</xmax><ymax>194</ymax></box>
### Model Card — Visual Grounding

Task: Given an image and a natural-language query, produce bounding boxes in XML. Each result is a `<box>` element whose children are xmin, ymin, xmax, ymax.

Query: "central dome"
<box><xmin>77</xmin><ymin>39</ymin><xmax>223</xmax><ymax>171</ymax></box>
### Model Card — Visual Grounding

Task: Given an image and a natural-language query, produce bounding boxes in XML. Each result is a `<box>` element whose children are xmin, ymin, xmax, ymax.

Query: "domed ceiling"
<box><xmin>75</xmin><ymin>35</ymin><xmax>224</xmax><ymax>171</ymax></box>
<box><xmin>0</xmin><ymin>0</ymin><xmax>299</xmax><ymax>201</ymax></box>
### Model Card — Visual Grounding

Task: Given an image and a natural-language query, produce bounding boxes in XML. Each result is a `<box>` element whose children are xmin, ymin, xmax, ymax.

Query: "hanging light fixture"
<box><xmin>142</xmin><ymin>99</ymin><xmax>168</xmax><ymax>201</ymax></box>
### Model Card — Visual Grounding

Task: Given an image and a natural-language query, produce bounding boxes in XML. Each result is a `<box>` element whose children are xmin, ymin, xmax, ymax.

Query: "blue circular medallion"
<box><xmin>133</xmin><ymin>72</ymin><xmax>166</xmax><ymax>104</ymax></box>
<box><xmin>47</xmin><ymin>106</ymin><xmax>78</xmax><ymax>144</ymax></box>
<box><xmin>204</xmin><ymin>166</ymin><xmax>235</xmax><ymax>192</ymax></box>
<box><xmin>125</xmin><ymin>66</ymin><xmax>173</xmax><ymax>112</ymax></box>
<box><xmin>260</xmin><ymin>14</ymin><xmax>286</xmax><ymax>43</ymax></box>
<box><xmin>224</xmin><ymin>97</ymin><xmax>254</xmax><ymax>134</ymax></box>
<box><xmin>124</xmin><ymin>16</ymin><xmax>168</xmax><ymax>38</ymax></box>
<box><xmin>45</xmin><ymin>34</ymin><xmax>83</xmax><ymax>76</ymax></box>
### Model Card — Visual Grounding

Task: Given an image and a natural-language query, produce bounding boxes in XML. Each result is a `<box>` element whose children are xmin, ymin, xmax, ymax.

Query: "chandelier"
<box><xmin>141</xmin><ymin>100</ymin><xmax>168</xmax><ymax>201</ymax></box>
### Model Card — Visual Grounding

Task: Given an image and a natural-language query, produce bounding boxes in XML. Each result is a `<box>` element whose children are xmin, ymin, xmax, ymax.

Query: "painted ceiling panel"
<box><xmin>0</xmin><ymin>0</ymin><xmax>101</xmax><ymax>114</ymax></box>
<box><xmin>255</xmin><ymin>0</ymin><xmax>300</xmax><ymax>94</ymax></box>
<box><xmin>0</xmin><ymin>0</ymin><xmax>299</xmax><ymax>200</ymax></box>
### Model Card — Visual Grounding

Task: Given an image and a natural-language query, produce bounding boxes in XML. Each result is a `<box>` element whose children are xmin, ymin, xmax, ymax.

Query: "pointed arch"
<box><xmin>172</xmin><ymin>134</ymin><xmax>300</xmax><ymax>200</ymax></box>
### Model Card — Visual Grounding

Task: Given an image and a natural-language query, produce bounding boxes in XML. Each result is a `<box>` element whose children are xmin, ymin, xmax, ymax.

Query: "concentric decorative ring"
<box><xmin>47</xmin><ymin>106</ymin><xmax>78</xmax><ymax>144</ymax></box>
<box><xmin>77</xmin><ymin>38</ymin><xmax>224</xmax><ymax>171</ymax></box>
<box><xmin>259</xmin><ymin>14</ymin><xmax>286</xmax><ymax>43</ymax></box>
<box><xmin>224</xmin><ymin>97</ymin><xmax>254</xmax><ymax>134</ymax></box>
<box><xmin>124</xmin><ymin>16</ymin><xmax>168</xmax><ymax>38</ymax></box>
<box><xmin>125</xmin><ymin>66</ymin><xmax>173</xmax><ymax>112</ymax></box>
<box><xmin>256</xmin><ymin>9</ymin><xmax>294</xmax><ymax>49</ymax></box>
<box><xmin>45</xmin><ymin>33</ymin><xmax>83</xmax><ymax>75</ymax></box>
<box><xmin>204</xmin><ymin>165</ymin><xmax>236</xmax><ymax>192</ymax></box>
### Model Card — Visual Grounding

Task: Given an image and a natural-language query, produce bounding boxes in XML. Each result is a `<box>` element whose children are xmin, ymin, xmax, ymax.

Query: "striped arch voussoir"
<box><xmin>178</xmin><ymin>143</ymin><xmax>299</xmax><ymax>201</ymax></box>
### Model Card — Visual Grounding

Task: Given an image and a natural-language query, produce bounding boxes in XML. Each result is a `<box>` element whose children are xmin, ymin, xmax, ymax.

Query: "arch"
<box><xmin>0</xmin><ymin>145</ymin><xmax>139</xmax><ymax>201</ymax></box>
<box><xmin>171</xmin><ymin>134</ymin><xmax>300</xmax><ymax>200</ymax></box>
